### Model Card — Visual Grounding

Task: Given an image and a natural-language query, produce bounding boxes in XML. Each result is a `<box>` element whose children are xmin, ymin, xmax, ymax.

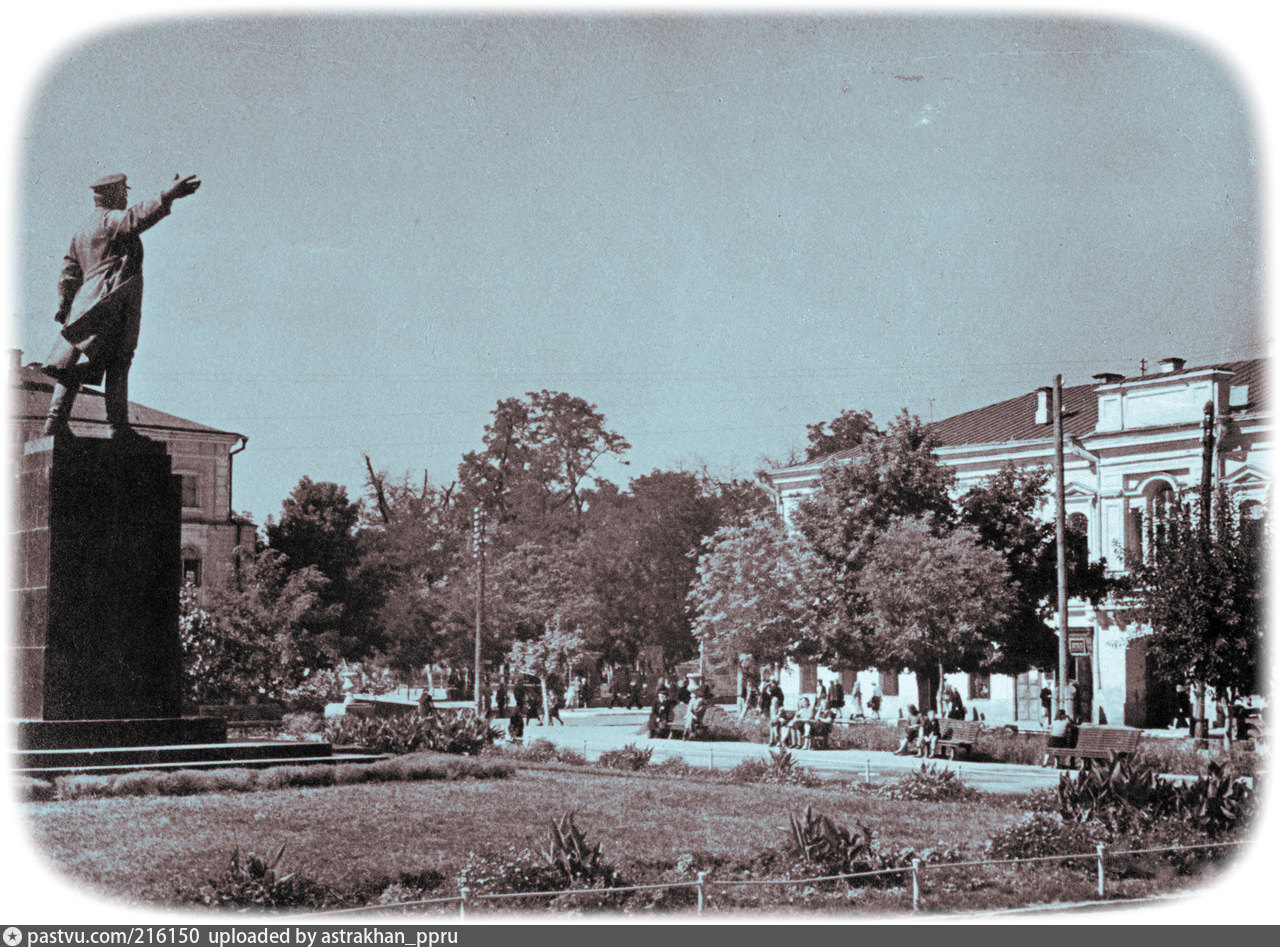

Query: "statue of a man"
<box><xmin>41</xmin><ymin>171</ymin><xmax>202</xmax><ymax>438</ymax></box>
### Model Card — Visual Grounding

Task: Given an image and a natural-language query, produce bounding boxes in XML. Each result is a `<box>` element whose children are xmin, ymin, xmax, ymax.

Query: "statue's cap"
<box><xmin>90</xmin><ymin>173</ymin><xmax>128</xmax><ymax>190</ymax></box>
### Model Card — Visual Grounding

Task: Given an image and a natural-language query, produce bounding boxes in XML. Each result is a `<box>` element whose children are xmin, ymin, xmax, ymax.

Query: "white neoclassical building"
<box><xmin>764</xmin><ymin>356</ymin><xmax>1268</xmax><ymax>728</ymax></box>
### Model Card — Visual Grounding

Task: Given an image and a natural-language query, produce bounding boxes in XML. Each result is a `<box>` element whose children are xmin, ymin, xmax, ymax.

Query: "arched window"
<box><xmin>181</xmin><ymin>546</ymin><xmax>203</xmax><ymax>588</ymax></box>
<box><xmin>1067</xmin><ymin>512</ymin><xmax>1089</xmax><ymax>556</ymax></box>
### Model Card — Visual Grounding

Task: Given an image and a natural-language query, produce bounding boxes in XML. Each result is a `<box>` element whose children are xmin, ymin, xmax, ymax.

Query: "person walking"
<box><xmin>547</xmin><ymin>687</ymin><xmax>565</xmax><ymax>725</ymax></box>
<box><xmin>850</xmin><ymin>680</ymin><xmax>864</xmax><ymax>718</ymax></box>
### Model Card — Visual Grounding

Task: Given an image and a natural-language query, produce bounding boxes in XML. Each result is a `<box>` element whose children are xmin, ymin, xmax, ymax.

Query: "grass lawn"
<box><xmin>24</xmin><ymin>764</ymin><xmax>1231</xmax><ymax>916</ymax></box>
<box><xmin>27</xmin><ymin>766</ymin><xmax>1024</xmax><ymax>908</ymax></box>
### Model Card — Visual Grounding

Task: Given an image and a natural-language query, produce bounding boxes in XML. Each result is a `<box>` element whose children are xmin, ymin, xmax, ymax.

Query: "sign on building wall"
<box><xmin>1068</xmin><ymin>629</ymin><xmax>1093</xmax><ymax>657</ymax></box>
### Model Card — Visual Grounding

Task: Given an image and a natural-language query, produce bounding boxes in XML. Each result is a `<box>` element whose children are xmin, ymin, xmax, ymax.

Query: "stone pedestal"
<box><xmin>13</xmin><ymin>433</ymin><xmax>221</xmax><ymax>749</ymax></box>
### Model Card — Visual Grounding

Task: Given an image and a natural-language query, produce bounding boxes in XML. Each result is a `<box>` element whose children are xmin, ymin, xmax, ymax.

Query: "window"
<box><xmin>1067</xmin><ymin>512</ymin><xmax>1088</xmax><ymax>556</ymax></box>
<box><xmin>968</xmin><ymin>672</ymin><xmax>991</xmax><ymax>700</ymax></box>
<box><xmin>879</xmin><ymin>670</ymin><xmax>899</xmax><ymax>697</ymax></box>
<box><xmin>183</xmin><ymin>557</ymin><xmax>202</xmax><ymax>588</ymax></box>
<box><xmin>798</xmin><ymin>662</ymin><xmax>818</xmax><ymax>694</ymax></box>
<box><xmin>178</xmin><ymin>475</ymin><xmax>200</xmax><ymax>509</ymax></box>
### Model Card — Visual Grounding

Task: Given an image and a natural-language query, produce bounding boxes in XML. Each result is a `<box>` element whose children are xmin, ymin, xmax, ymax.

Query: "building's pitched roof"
<box><xmin>10</xmin><ymin>363</ymin><xmax>243</xmax><ymax>439</ymax></box>
<box><xmin>775</xmin><ymin>357</ymin><xmax>1267</xmax><ymax>474</ymax></box>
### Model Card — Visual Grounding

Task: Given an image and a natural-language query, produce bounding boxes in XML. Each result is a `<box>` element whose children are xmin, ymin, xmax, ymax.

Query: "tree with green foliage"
<box><xmin>265</xmin><ymin>477</ymin><xmax>371</xmax><ymax>660</ymax></box>
<box><xmin>357</xmin><ymin>463</ymin><xmax>464</xmax><ymax>683</ymax></box>
<box><xmin>178</xmin><ymin>548</ymin><xmax>339</xmax><ymax>705</ymax></box>
<box><xmin>508</xmin><ymin>624</ymin><xmax>588</xmax><ymax>724</ymax></box>
<box><xmin>689</xmin><ymin>510</ymin><xmax>836</xmax><ymax>671</ymax></box>
<box><xmin>957</xmin><ymin>465</ymin><xmax>1111</xmax><ymax>676</ymax></box>
<box><xmin>1127</xmin><ymin>489</ymin><xmax>1265</xmax><ymax>738</ymax></box>
<box><xmin>456</xmin><ymin>390</ymin><xmax>630</xmax><ymax>539</ymax></box>
<box><xmin>792</xmin><ymin>410</ymin><xmax>956</xmax><ymax>666</ymax></box>
<box><xmin>804</xmin><ymin>408</ymin><xmax>881</xmax><ymax>461</ymax></box>
<box><xmin>857</xmin><ymin>518</ymin><xmax>1014</xmax><ymax>709</ymax></box>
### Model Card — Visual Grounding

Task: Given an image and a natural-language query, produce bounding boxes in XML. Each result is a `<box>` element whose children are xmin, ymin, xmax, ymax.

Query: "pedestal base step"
<box><xmin>13</xmin><ymin>740</ymin><xmax>387</xmax><ymax>777</ymax></box>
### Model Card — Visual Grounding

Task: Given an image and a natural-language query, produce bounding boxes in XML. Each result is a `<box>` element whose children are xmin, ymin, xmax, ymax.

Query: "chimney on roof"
<box><xmin>1035</xmin><ymin>386</ymin><xmax>1053</xmax><ymax>425</ymax></box>
<box><xmin>1093</xmin><ymin>372</ymin><xmax>1124</xmax><ymax>384</ymax></box>
<box><xmin>8</xmin><ymin>349</ymin><xmax>21</xmax><ymax>374</ymax></box>
<box><xmin>1158</xmin><ymin>357</ymin><xmax>1185</xmax><ymax>374</ymax></box>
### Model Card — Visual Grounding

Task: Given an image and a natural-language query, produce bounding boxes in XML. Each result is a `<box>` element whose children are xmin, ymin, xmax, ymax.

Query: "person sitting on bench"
<box><xmin>767</xmin><ymin>694</ymin><xmax>787</xmax><ymax>747</ymax></box>
<box><xmin>1042</xmin><ymin>709</ymin><xmax>1078</xmax><ymax>766</ymax></box>
<box><xmin>894</xmin><ymin>706</ymin><xmax>922</xmax><ymax>755</ymax></box>
<box><xmin>919</xmin><ymin>709</ymin><xmax>942</xmax><ymax>758</ymax></box>
<box><xmin>786</xmin><ymin>697</ymin><xmax>815</xmax><ymax>748</ymax></box>
<box><xmin>648</xmin><ymin>686</ymin><xmax>675</xmax><ymax>738</ymax></box>
<box><xmin>803</xmin><ymin>700</ymin><xmax>836</xmax><ymax>750</ymax></box>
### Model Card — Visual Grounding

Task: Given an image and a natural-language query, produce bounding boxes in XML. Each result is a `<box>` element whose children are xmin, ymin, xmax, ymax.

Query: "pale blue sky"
<box><xmin>12</xmin><ymin>13</ymin><xmax>1263</xmax><ymax>525</ymax></box>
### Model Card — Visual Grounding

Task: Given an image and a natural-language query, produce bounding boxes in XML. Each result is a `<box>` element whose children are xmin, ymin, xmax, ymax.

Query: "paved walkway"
<box><xmin>515</xmin><ymin>710</ymin><xmax>1064</xmax><ymax>795</ymax></box>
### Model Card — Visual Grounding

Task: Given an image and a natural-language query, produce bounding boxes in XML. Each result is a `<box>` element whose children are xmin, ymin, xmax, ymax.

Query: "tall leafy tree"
<box><xmin>355</xmin><ymin>465</ymin><xmax>464</xmax><ymax>682</ymax></box>
<box><xmin>689</xmin><ymin>510</ymin><xmax>836</xmax><ymax>670</ymax></box>
<box><xmin>804</xmin><ymin>408</ymin><xmax>881</xmax><ymax>461</ymax></box>
<box><xmin>792</xmin><ymin>410</ymin><xmax>956</xmax><ymax>665</ymax></box>
<box><xmin>508</xmin><ymin>625</ymin><xmax>588</xmax><ymax>724</ymax></box>
<box><xmin>265</xmin><ymin>477</ymin><xmax>370</xmax><ymax>658</ymax></box>
<box><xmin>957</xmin><ymin>465</ymin><xmax>1111</xmax><ymax>675</ymax></box>
<box><xmin>857</xmin><ymin>518</ymin><xmax>1014</xmax><ymax>709</ymax></box>
<box><xmin>457</xmin><ymin>390</ymin><xmax>630</xmax><ymax>539</ymax></box>
<box><xmin>1127</xmin><ymin>490</ymin><xmax>1264</xmax><ymax>733</ymax></box>
<box><xmin>179</xmin><ymin>548</ymin><xmax>339</xmax><ymax>704</ymax></box>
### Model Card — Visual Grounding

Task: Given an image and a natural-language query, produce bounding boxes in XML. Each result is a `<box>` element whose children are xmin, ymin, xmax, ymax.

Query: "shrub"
<box><xmin>157</xmin><ymin>770</ymin><xmax>220</xmax><ymax>796</ymax></box>
<box><xmin>257</xmin><ymin>767</ymin><xmax>308</xmax><ymax>790</ymax></box>
<box><xmin>456</xmin><ymin>847</ymin><xmax>567</xmax><ymax>899</ymax></box>
<box><xmin>325</xmin><ymin>709</ymin><xmax>499</xmax><ymax>756</ymax></box>
<box><xmin>972</xmin><ymin>727</ymin><xmax>1044</xmax><ymax>766</ymax></box>
<box><xmin>788</xmin><ymin>807</ymin><xmax>966</xmax><ymax>884</ymax></box>
<box><xmin>333</xmin><ymin>764</ymin><xmax>370</xmax><ymax>785</ymax></box>
<box><xmin>198</xmin><ymin>769</ymin><xmax>259</xmax><ymax>793</ymax></box>
<box><xmin>1132</xmin><ymin>740</ymin><xmax>1260</xmax><ymax>779</ymax></box>
<box><xmin>17</xmin><ymin>777</ymin><xmax>56</xmax><ymax>802</ymax></box>
<box><xmin>281</xmin><ymin>712</ymin><xmax>323</xmax><ymax>739</ymax></box>
<box><xmin>727</xmin><ymin>750</ymin><xmax>820</xmax><ymax>787</ymax></box>
<box><xmin>518</xmin><ymin>739</ymin><xmax>562</xmax><ymax>762</ymax></box>
<box><xmin>650</xmin><ymin>756</ymin><xmax>695</xmax><ymax>777</ymax></box>
<box><xmin>728</xmin><ymin>757</ymin><xmax>771</xmax><ymax>782</ymax></box>
<box><xmin>597</xmin><ymin>744</ymin><xmax>653</xmax><ymax>771</ymax></box>
<box><xmin>986</xmin><ymin>812</ymin><xmax>1108</xmax><ymax>863</ymax></box>
<box><xmin>826</xmin><ymin>721</ymin><xmax>903</xmax><ymax>753</ymax></box>
<box><xmin>553</xmin><ymin>748</ymin><xmax>587</xmax><ymax>766</ymax></box>
<box><xmin>876</xmin><ymin>764</ymin><xmax>979</xmax><ymax>802</ymax></box>
<box><xmin>54</xmin><ymin>774</ymin><xmax>114</xmax><ymax>800</ymax></box>
<box><xmin>109</xmin><ymin>772</ymin><xmax>162</xmax><ymax>797</ymax></box>
<box><xmin>362</xmin><ymin>758</ymin><xmax>410</xmax><ymax>783</ymax></box>
<box><xmin>193</xmin><ymin>845</ymin><xmax>336</xmax><ymax>911</ymax></box>
<box><xmin>1056</xmin><ymin>757</ymin><xmax>1255</xmax><ymax>839</ymax></box>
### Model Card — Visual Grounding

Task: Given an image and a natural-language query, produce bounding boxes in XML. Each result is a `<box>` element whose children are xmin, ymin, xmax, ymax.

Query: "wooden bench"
<box><xmin>665</xmin><ymin>704</ymin><xmax>711</xmax><ymax>741</ymax></box>
<box><xmin>1047</xmin><ymin>725</ymin><xmax>1142</xmax><ymax>769</ymax></box>
<box><xmin>936</xmin><ymin>719</ymin><xmax>984</xmax><ymax>760</ymax></box>
<box><xmin>198</xmin><ymin>703</ymin><xmax>285</xmax><ymax>735</ymax></box>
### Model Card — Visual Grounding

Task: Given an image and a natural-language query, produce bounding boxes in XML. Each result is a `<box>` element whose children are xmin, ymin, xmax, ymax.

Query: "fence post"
<box><xmin>911</xmin><ymin>858</ymin><xmax>922</xmax><ymax>911</ymax></box>
<box><xmin>865</xmin><ymin>759</ymin><xmax>871</xmax><ymax>783</ymax></box>
<box><xmin>1096</xmin><ymin>843</ymin><xmax>1106</xmax><ymax>897</ymax></box>
<box><xmin>696</xmin><ymin>870</ymin><xmax>708</xmax><ymax>914</ymax></box>
<box><xmin>459</xmin><ymin>886</ymin><xmax>469</xmax><ymax>919</ymax></box>
<box><xmin>709</xmin><ymin>747</ymin><xmax>714</xmax><ymax>769</ymax></box>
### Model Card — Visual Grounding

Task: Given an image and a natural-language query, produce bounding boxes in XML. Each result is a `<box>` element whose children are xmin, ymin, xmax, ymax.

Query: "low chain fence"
<box><xmin>298</xmin><ymin>838</ymin><xmax>1247</xmax><ymax>918</ymax></box>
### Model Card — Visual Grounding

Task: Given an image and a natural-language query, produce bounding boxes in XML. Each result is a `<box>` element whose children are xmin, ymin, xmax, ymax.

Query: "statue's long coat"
<box><xmin>45</xmin><ymin>196</ymin><xmax>171</xmax><ymax>385</ymax></box>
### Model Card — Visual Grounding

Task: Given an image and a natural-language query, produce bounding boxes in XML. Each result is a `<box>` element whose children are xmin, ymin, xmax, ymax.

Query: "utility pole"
<box><xmin>473</xmin><ymin>506</ymin><xmax>487</xmax><ymax>716</ymax></box>
<box><xmin>1053</xmin><ymin>375</ymin><xmax>1070</xmax><ymax>715</ymax></box>
<box><xmin>1195</xmin><ymin>401</ymin><xmax>1216</xmax><ymax>740</ymax></box>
